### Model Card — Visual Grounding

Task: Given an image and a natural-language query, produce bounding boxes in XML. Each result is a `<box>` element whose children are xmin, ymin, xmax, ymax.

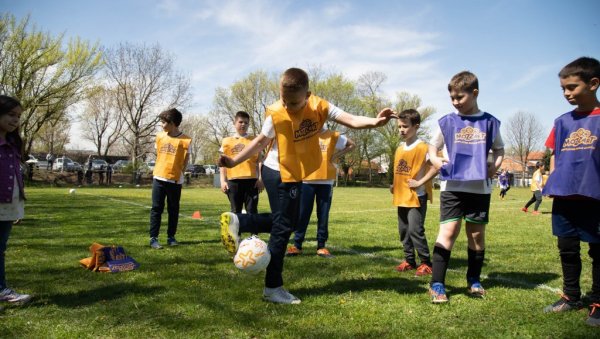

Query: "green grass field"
<box><xmin>0</xmin><ymin>185</ymin><xmax>597</xmax><ymax>338</ymax></box>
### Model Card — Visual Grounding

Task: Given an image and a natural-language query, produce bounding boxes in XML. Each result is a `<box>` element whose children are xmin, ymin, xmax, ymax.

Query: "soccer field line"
<box><xmin>79</xmin><ymin>191</ymin><xmax>560</xmax><ymax>294</ymax></box>
<box><xmin>326</xmin><ymin>243</ymin><xmax>562</xmax><ymax>295</ymax></box>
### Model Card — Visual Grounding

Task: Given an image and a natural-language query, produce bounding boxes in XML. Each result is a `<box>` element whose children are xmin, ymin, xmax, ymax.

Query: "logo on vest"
<box><xmin>455</xmin><ymin>126</ymin><xmax>486</xmax><ymax>144</ymax></box>
<box><xmin>562</xmin><ymin>128</ymin><xmax>597</xmax><ymax>151</ymax></box>
<box><xmin>395</xmin><ymin>159</ymin><xmax>411</xmax><ymax>176</ymax></box>
<box><xmin>294</xmin><ymin>119</ymin><xmax>319</xmax><ymax>141</ymax></box>
<box><xmin>159</xmin><ymin>143</ymin><xmax>177</xmax><ymax>155</ymax></box>
<box><xmin>319</xmin><ymin>141</ymin><xmax>328</xmax><ymax>153</ymax></box>
<box><xmin>232</xmin><ymin>143</ymin><xmax>245</xmax><ymax>155</ymax></box>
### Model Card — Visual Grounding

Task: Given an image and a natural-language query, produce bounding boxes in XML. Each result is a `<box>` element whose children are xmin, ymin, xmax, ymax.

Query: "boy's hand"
<box><xmin>218</xmin><ymin>155</ymin><xmax>235</xmax><ymax>168</ymax></box>
<box><xmin>487</xmin><ymin>163</ymin><xmax>498</xmax><ymax>179</ymax></box>
<box><xmin>220</xmin><ymin>182</ymin><xmax>229</xmax><ymax>194</ymax></box>
<box><xmin>255</xmin><ymin>178</ymin><xmax>264</xmax><ymax>193</ymax></box>
<box><xmin>374</xmin><ymin>108</ymin><xmax>398</xmax><ymax>127</ymax></box>
<box><xmin>389</xmin><ymin>184</ymin><xmax>393</xmax><ymax>194</ymax></box>
<box><xmin>407</xmin><ymin>179</ymin><xmax>420</xmax><ymax>188</ymax></box>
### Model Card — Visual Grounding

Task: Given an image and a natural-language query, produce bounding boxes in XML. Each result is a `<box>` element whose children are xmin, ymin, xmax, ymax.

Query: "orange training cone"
<box><xmin>192</xmin><ymin>211</ymin><xmax>202</xmax><ymax>220</ymax></box>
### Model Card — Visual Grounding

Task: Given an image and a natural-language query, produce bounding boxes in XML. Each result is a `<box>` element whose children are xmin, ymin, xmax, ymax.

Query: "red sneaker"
<box><xmin>395</xmin><ymin>261</ymin><xmax>415</xmax><ymax>272</ymax></box>
<box><xmin>521</xmin><ymin>207</ymin><xmax>528</xmax><ymax>212</ymax></box>
<box><xmin>286</xmin><ymin>245</ymin><xmax>302</xmax><ymax>256</ymax></box>
<box><xmin>415</xmin><ymin>263</ymin><xmax>433</xmax><ymax>276</ymax></box>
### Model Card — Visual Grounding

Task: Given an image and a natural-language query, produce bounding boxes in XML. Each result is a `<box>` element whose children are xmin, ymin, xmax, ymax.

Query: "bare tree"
<box><xmin>103</xmin><ymin>42</ymin><xmax>191</xmax><ymax>168</ymax></box>
<box><xmin>0</xmin><ymin>14</ymin><xmax>102</xmax><ymax>155</ymax></box>
<box><xmin>80</xmin><ymin>85</ymin><xmax>123</xmax><ymax>157</ymax></box>
<box><xmin>505</xmin><ymin>111</ymin><xmax>544</xmax><ymax>184</ymax></box>
<box><xmin>179</xmin><ymin>114</ymin><xmax>207</xmax><ymax>165</ymax></box>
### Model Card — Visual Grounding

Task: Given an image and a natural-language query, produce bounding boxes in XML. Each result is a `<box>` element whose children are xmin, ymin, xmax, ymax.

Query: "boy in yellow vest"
<box><xmin>219</xmin><ymin>111</ymin><xmax>263</xmax><ymax>214</ymax></box>
<box><xmin>391</xmin><ymin>109</ymin><xmax>438</xmax><ymax>276</ymax></box>
<box><xmin>149</xmin><ymin>108</ymin><xmax>191</xmax><ymax>249</ymax></box>
<box><xmin>219</xmin><ymin>67</ymin><xmax>396</xmax><ymax>304</ymax></box>
<box><xmin>286</xmin><ymin>128</ymin><xmax>355</xmax><ymax>258</ymax></box>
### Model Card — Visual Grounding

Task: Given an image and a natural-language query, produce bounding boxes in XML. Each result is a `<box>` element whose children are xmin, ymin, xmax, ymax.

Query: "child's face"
<box><xmin>0</xmin><ymin>105</ymin><xmax>22</xmax><ymax>135</ymax></box>
<box><xmin>234</xmin><ymin>117</ymin><xmax>249</xmax><ymax>135</ymax></box>
<box><xmin>280</xmin><ymin>87</ymin><xmax>310</xmax><ymax>114</ymax></box>
<box><xmin>397</xmin><ymin>118</ymin><xmax>418</xmax><ymax>141</ymax></box>
<box><xmin>449</xmin><ymin>89</ymin><xmax>479</xmax><ymax>115</ymax></box>
<box><xmin>160</xmin><ymin>119</ymin><xmax>176</xmax><ymax>134</ymax></box>
<box><xmin>560</xmin><ymin>75</ymin><xmax>599</xmax><ymax>107</ymax></box>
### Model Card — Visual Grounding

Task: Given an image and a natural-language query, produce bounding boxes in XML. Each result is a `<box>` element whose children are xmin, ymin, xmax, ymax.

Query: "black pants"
<box><xmin>149</xmin><ymin>178</ymin><xmax>182</xmax><ymax>239</ymax></box>
<box><xmin>524</xmin><ymin>190</ymin><xmax>542</xmax><ymax>211</ymax></box>
<box><xmin>558</xmin><ymin>236</ymin><xmax>600</xmax><ymax>302</ymax></box>
<box><xmin>227</xmin><ymin>178</ymin><xmax>259</xmax><ymax>214</ymax></box>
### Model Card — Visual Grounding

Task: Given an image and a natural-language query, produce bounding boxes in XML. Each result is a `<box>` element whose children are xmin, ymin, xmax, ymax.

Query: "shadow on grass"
<box><xmin>39</xmin><ymin>282</ymin><xmax>166</xmax><ymax>308</ymax></box>
<box><xmin>294</xmin><ymin>276</ymin><xmax>427</xmax><ymax>296</ymax></box>
<box><xmin>485</xmin><ymin>271</ymin><xmax>560</xmax><ymax>289</ymax></box>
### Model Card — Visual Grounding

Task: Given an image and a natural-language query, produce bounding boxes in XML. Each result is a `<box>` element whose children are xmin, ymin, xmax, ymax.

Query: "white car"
<box><xmin>26</xmin><ymin>155</ymin><xmax>39</xmax><ymax>169</ymax></box>
<box><xmin>53</xmin><ymin>157</ymin><xmax>75</xmax><ymax>172</ymax></box>
<box><xmin>203</xmin><ymin>164</ymin><xmax>217</xmax><ymax>175</ymax></box>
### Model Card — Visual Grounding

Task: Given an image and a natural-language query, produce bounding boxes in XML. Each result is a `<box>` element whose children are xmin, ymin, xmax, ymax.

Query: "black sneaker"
<box><xmin>543</xmin><ymin>295</ymin><xmax>583</xmax><ymax>313</ymax></box>
<box><xmin>167</xmin><ymin>237</ymin><xmax>179</xmax><ymax>246</ymax></box>
<box><xmin>586</xmin><ymin>303</ymin><xmax>600</xmax><ymax>327</ymax></box>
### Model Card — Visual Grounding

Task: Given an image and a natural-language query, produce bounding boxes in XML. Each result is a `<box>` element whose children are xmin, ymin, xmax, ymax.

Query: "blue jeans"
<box><xmin>149</xmin><ymin>178</ymin><xmax>182</xmax><ymax>239</ymax></box>
<box><xmin>261</xmin><ymin>166</ymin><xmax>301</xmax><ymax>288</ymax></box>
<box><xmin>0</xmin><ymin>220</ymin><xmax>13</xmax><ymax>290</ymax></box>
<box><xmin>294</xmin><ymin>183</ymin><xmax>333</xmax><ymax>249</ymax></box>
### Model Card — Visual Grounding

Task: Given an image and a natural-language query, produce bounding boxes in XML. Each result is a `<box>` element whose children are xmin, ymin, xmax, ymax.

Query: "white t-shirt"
<box><xmin>430</xmin><ymin>111</ymin><xmax>504</xmax><ymax>194</ymax></box>
<box><xmin>261</xmin><ymin>103</ymin><xmax>343</xmax><ymax>171</ymax></box>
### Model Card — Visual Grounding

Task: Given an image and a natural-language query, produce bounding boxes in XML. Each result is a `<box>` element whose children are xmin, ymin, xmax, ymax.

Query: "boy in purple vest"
<box><xmin>541</xmin><ymin>57</ymin><xmax>600</xmax><ymax>327</ymax></box>
<box><xmin>427</xmin><ymin>71</ymin><xmax>505</xmax><ymax>303</ymax></box>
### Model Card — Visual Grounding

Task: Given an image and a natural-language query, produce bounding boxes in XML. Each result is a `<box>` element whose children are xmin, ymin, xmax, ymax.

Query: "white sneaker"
<box><xmin>263</xmin><ymin>286</ymin><xmax>301</xmax><ymax>304</ymax></box>
<box><xmin>0</xmin><ymin>288</ymin><xmax>32</xmax><ymax>304</ymax></box>
<box><xmin>220</xmin><ymin>212</ymin><xmax>240</xmax><ymax>256</ymax></box>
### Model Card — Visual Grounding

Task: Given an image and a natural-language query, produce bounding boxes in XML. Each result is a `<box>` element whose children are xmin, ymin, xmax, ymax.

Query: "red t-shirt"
<box><xmin>545</xmin><ymin>108</ymin><xmax>600</xmax><ymax>150</ymax></box>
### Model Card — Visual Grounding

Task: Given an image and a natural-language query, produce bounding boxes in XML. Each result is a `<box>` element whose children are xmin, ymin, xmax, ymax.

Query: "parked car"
<box><xmin>85</xmin><ymin>159</ymin><xmax>109</xmax><ymax>171</ymax></box>
<box><xmin>72</xmin><ymin>162</ymin><xmax>83</xmax><ymax>172</ymax></box>
<box><xmin>25</xmin><ymin>154</ymin><xmax>39</xmax><ymax>169</ymax></box>
<box><xmin>146</xmin><ymin>161</ymin><xmax>155</xmax><ymax>172</ymax></box>
<box><xmin>185</xmin><ymin>164</ymin><xmax>206</xmax><ymax>178</ymax></box>
<box><xmin>112</xmin><ymin>160</ymin><xmax>130</xmax><ymax>172</ymax></box>
<box><xmin>53</xmin><ymin>157</ymin><xmax>75</xmax><ymax>171</ymax></box>
<box><xmin>203</xmin><ymin>164</ymin><xmax>217</xmax><ymax>175</ymax></box>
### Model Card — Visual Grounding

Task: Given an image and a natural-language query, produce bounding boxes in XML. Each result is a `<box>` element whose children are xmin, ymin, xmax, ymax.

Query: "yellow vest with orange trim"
<box><xmin>153</xmin><ymin>131</ymin><xmax>191</xmax><ymax>182</ymax></box>
<box><xmin>267</xmin><ymin>95</ymin><xmax>328</xmax><ymax>182</ymax></box>
<box><xmin>304</xmin><ymin>130</ymin><xmax>340</xmax><ymax>181</ymax></box>
<box><xmin>222</xmin><ymin>136</ymin><xmax>258</xmax><ymax>179</ymax></box>
<box><xmin>392</xmin><ymin>142</ymin><xmax>432</xmax><ymax>207</ymax></box>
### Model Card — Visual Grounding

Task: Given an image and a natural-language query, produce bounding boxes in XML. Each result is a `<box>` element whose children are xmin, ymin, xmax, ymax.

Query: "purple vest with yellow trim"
<box><xmin>439</xmin><ymin>112</ymin><xmax>500</xmax><ymax>181</ymax></box>
<box><xmin>543</xmin><ymin>111</ymin><xmax>600</xmax><ymax>200</ymax></box>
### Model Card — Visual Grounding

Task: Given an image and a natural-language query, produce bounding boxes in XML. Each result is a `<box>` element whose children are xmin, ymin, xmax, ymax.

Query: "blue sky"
<box><xmin>3</xmin><ymin>0</ymin><xmax>600</xmax><ymax>150</ymax></box>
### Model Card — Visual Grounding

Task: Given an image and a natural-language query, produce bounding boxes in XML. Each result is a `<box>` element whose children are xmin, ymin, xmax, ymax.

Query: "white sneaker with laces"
<box><xmin>263</xmin><ymin>286</ymin><xmax>301</xmax><ymax>304</ymax></box>
<box><xmin>0</xmin><ymin>288</ymin><xmax>32</xmax><ymax>304</ymax></box>
<box><xmin>220</xmin><ymin>212</ymin><xmax>240</xmax><ymax>255</ymax></box>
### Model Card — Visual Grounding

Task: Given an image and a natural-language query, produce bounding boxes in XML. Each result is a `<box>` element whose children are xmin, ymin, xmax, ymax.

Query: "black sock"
<box><xmin>431</xmin><ymin>246</ymin><xmax>451</xmax><ymax>285</ymax></box>
<box><xmin>466</xmin><ymin>248</ymin><xmax>485</xmax><ymax>282</ymax></box>
<box><xmin>558</xmin><ymin>236</ymin><xmax>582</xmax><ymax>300</ymax></box>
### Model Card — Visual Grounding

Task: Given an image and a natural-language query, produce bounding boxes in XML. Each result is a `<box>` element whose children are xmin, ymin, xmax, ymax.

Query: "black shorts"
<box><xmin>440</xmin><ymin>191</ymin><xmax>491</xmax><ymax>224</ymax></box>
<box><xmin>552</xmin><ymin>198</ymin><xmax>600</xmax><ymax>243</ymax></box>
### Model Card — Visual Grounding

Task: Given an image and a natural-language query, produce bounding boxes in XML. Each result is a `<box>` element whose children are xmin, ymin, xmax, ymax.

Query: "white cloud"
<box><xmin>505</xmin><ymin>64</ymin><xmax>555</xmax><ymax>91</ymax></box>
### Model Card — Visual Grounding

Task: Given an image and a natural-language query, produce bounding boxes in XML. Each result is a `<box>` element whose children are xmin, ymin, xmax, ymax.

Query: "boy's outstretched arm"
<box><xmin>219</xmin><ymin>134</ymin><xmax>272</xmax><ymax>168</ymax></box>
<box><xmin>334</xmin><ymin>108</ymin><xmax>397</xmax><ymax>129</ymax></box>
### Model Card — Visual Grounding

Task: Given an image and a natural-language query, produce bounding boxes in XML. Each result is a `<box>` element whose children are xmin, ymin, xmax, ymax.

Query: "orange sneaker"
<box><xmin>532</xmin><ymin>211</ymin><xmax>541</xmax><ymax>215</ymax></box>
<box><xmin>521</xmin><ymin>207</ymin><xmax>528</xmax><ymax>212</ymax></box>
<box><xmin>316</xmin><ymin>248</ymin><xmax>334</xmax><ymax>258</ymax></box>
<box><xmin>415</xmin><ymin>263</ymin><xmax>432</xmax><ymax>276</ymax></box>
<box><xmin>395</xmin><ymin>261</ymin><xmax>415</xmax><ymax>272</ymax></box>
<box><xmin>286</xmin><ymin>245</ymin><xmax>302</xmax><ymax>256</ymax></box>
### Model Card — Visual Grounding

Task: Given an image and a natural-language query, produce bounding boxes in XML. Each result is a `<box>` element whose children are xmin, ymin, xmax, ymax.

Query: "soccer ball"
<box><xmin>69</xmin><ymin>188</ymin><xmax>76</xmax><ymax>194</ymax></box>
<box><xmin>233</xmin><ymin>236</ymin><xmax>271</xmax><ymax>274</ymax></box>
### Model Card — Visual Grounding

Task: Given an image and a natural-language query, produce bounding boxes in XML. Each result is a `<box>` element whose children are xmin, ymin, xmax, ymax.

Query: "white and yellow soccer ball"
<box><xmin>233</xmin><ymin>236</ymin><xmax>271</xmax><ymax>274</ymax></box>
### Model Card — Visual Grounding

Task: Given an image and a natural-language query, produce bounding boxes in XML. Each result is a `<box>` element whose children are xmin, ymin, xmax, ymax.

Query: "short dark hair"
<box><xmin>398</xmin><ymin>109</ymin><xmax>421</xmax><ymax>126</ymax></box>
<box><xmin>235</xmin><ymin>111</ymin><xmax>250</xmax><ymax>121</ymax></box>
<box><xmin>281</xmin><ymin>68</ymin><xmax>309</xmax><ymax>92</ymax></box>
<box><xmin>559</xmin><ymin>57</ymin><xmax>600</xmax><ymax>83</ymax></box>
<box><xmin>158</xmin><ymin>108</ymin><xmax>183</xmax><ymax>126</ymax></box>
<box><xmin>448</xmin><ymin>71</ymin><xmax>479</xmax><ymax>92</ymax></box>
